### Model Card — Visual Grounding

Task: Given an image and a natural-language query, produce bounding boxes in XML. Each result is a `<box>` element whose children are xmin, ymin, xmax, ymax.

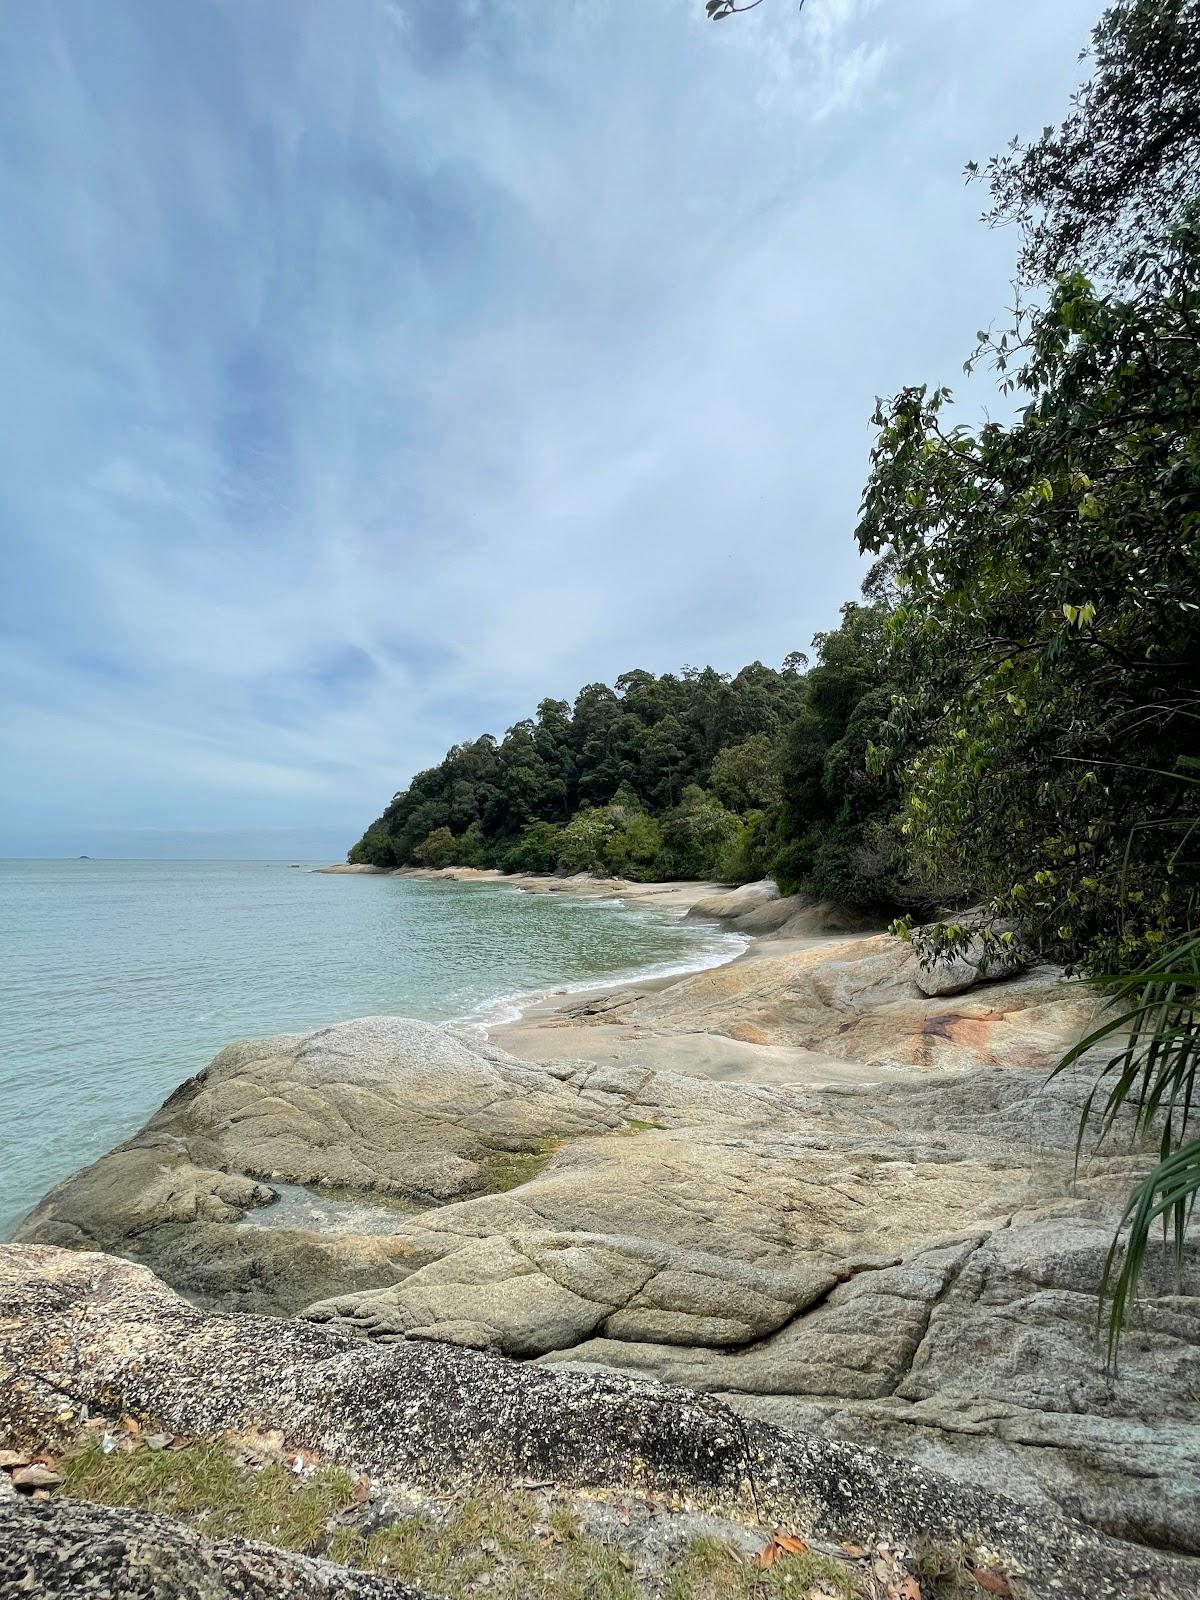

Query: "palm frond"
<box><xmin>1099</xmin><ymin>1138</ymin><xmax>1200</xmax><ymax>1371</ymax></box>
<box><xmin>1051</xmin><ymin>932</ymin><xmax>1200</xmax><ymax>1368</ymax></box>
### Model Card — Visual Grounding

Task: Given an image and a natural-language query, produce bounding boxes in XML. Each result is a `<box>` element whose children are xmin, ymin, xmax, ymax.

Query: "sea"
<box><xmin>0</xmin><ymin>859</ymin><xmax>743</xmax><ymax>1238</ymax></box>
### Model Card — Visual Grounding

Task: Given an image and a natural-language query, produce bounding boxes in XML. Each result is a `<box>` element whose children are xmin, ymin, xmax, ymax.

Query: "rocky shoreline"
<box><xmin>3</xmin><ymin>876</ymin><xmax>1198</xmax><ymax>1596</ymax></box>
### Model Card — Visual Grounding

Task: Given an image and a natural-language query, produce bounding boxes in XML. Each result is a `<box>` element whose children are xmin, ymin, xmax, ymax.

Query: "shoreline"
<box><xmin>454</xmin><ymin>873</ymin><xmax>906</xmax><ymax>1090</ymax></box>
<box><xmin>318</xmin><ymin>863</ymin><xmax>902</xmax><ymax>1089</ymax></box>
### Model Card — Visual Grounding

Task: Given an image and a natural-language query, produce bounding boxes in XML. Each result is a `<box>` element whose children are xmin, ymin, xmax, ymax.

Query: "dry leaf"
<box><xmin>970</xmin><ymin>1569</ymin><xmax>1014</xmax><ymax>1597</ymax></box>
<box><xmin>759</xmin><ymin>1532</ymin><xmax>809</xmax><ymax>1568</ymax></box>
<box><xmin>774</xmin><ymin>1532</ymin><xmax>809</xmax><ymax>1556</ymax></box>
<box><xmin>885</xmin><ymin>1578</ymin><xmax>921</xmax><ymax>1600</ymax></box>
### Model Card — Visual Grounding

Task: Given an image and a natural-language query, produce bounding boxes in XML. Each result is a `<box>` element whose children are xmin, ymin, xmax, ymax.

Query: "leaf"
<box><xmin>759</xmin><ymin>1532</ymin><xmax>809</xmax><ymax>1568</ymax></box>
<box><xmin>119</xmin><ymin>1416</ymin><xmax>141</xmax><ymax>1434</ymax></box>
<box><xmin>774</xmin><ymin>1533</ymin><xmax>810</xmax><ymax>1555</ymax></box>
<box><xmin>970</xmin><ymin>1569</ymin><xmax>1014</xmax><ymax>1597</ymax></box>
<box><xmin>886</xmin><ymin>1579</ymin><xmax>921</xmax><ymax>1600</ymax></box>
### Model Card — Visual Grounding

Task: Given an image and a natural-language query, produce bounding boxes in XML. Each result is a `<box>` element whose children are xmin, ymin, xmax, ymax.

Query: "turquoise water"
<box><xmin>0</xmin><ymin>860</ymin><xmax>739</xmax><ymax>1238</ymax></box>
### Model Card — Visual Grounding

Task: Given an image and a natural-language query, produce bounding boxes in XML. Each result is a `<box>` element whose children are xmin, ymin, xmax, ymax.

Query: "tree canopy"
<box><xmin>973</xmin><ymin>0</ymin><xmax>1200</xmax><ymax>287</ymax></box>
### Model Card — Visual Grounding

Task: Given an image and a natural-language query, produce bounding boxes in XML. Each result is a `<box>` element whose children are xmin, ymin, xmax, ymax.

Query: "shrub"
<box><xmin>502</xmin><ymin>821</ymin><xmax>562</xmax><ymax>875</ymax></box>
<box><xmin>657</xmin><ymin>788</ymin><xmax>742</xmax><ymax>881</ymax></box>
<box><xmin>414</xmin><ymin>826</ymin><xmax>457</xmax><ymax>869</ymax></box>
<box><xmin>605</xmin><ymin>813</ymin><xmax>662</xmax><ymax>880</ymax></box>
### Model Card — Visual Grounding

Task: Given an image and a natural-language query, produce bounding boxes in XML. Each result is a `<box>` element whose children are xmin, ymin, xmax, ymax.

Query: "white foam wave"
<box><xmin>448</xmin><ymin>917</ymin><xmax>747</xmax><ymax>1035</ymax></box>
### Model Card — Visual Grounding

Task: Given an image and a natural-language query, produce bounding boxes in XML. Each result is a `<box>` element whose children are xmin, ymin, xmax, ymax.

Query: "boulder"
<box><xmin>913</xmin><ymin>927</ymin><xmax>1031</xmax><ymax>998</ymax></box>
<box><xmin>683</xmin><ymin>879</ymin><xmax>779</xmax><ymax>922</ymax></box>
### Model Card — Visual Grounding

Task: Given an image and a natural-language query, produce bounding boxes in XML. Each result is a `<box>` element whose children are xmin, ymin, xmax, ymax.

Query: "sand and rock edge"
<box><xmin>3</xmin><ymin>878</ymin><xmax>1199</xmax><ymax>1596</ymax></box>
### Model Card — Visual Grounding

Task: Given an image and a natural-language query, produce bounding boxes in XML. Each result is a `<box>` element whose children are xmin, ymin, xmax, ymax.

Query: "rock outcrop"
<box><xmin>11</xmin><ymin>936</ymin><xmax>1198</xmax><ymax>1564</ymax></box>
<box><xmin>2</xmin><ymin>1243</ymin><xmax>1197</xmax><ymax>1600</ymax></box>
<box><xmin>0</xmin><ymin>1495</ymin><xmax>429</xmax><ymax>1600</ymax></box>
<box><xmin>911</xmin><ymin>921</ymin><xmax>1031</xmax><ymax>998</ymax></box>
<box><xmin>574</xmin><ymin>932</ymin><xmax>1093</xmax><ymax>1069</ymax></box>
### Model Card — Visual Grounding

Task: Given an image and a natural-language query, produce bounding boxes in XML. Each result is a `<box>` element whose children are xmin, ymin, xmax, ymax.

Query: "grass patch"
<box><xmin>331</xmin><ymin>1491</ymin><xmax>639</xmax><ymax>1600</ymax></box>
<box><xmin>60</xmin><ymin>1437</ymin><xmax>358</xmax><ymax>1553</ymax></box>
<box><xmin>666</xmin><ymin>1535</ymin><xmax>862</xmax><ymax>1599</ymax></box>
<box><xmin>53</xmin><ymin>1432</ymin><xmax>867</xmax><ymax>1599</ymax></box>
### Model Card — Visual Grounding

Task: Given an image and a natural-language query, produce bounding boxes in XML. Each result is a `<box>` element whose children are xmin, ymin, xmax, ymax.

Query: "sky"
<box><xmin>0</xmin><ymin>0</ymin><xmax>1100</xmax><ymax>860</ymax></box>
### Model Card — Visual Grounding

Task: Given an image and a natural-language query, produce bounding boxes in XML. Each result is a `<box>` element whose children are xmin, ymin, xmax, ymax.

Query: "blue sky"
<box><xmin>0</xmin><ymin>0</ymin><xmax>1098</xmax><ymax>859</ymax></box>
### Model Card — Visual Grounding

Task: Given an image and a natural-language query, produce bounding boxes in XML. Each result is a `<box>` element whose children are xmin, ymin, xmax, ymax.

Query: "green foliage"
<box><xmin>973</xmin><ymin>0</ymin><xmax>1200</xmax><ymax>288</ymax></box>
<box><xmin>502</xmin><ymin>821</ymin><xmax>562</xmax><ymax>875</ymax></box>
<box><xmin>605</xmin><ymin>811</ymin><xmax>663</xmax><ymax>880</ymax></box>
<box><xmin>346</xmin><ymin>613</ymin><xmax>928</xmax><ymax>905</ymax></box>
<box><xmin>61</xmin><ymin>1436</ymin><xmax>358</xmax><ymax>1554</ymax></box>
<box><xmin>557</xmin><ymin>805</ymin><xmax>630</xmax><ymax>876</ymax></box>
<box><xmin>716</xmin><ymin>810</ymin><xmax>772</xmax><ymax>885</ymax></box>
<box><xmin>414</xmin><ymin>826</ymin><xmax>457</xmax><ymax>870</ymax></box>
<box><xmin>657</xmin><ymin>787</ymin><xmax>742</xmax><ymax>881</ymax></box>
<box><xmin>1052</xmin><ymin>928</ymin><xmax>1200</xmax><ymax>1366</ymax></box>
<box><xmin>709</xmin><ymin>734</ymin><xmax>781</xmax><ymax>812</ymax></box>
<box><xmin>857</xmin><ymin>253</ymin><xmax>1200</xmax><ymax>969</ymax></box>
<box><xmin>349</xmin><ymin>660</ymin><xmax>811</xmax><ymax>882</ymax></box>
<box><xmin>348</xmin><ymin>823</ymin><xmax>395</xmax><ymax>868</ymax></box>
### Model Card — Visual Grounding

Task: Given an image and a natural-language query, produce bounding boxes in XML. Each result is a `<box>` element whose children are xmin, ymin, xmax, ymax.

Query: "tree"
<box><xmin>414</xmin><ymin>827</ymin><xmax>457</xmax><ymax>869</ymax></box>
<box><xmin>502</xmin><ymin>821</ymin><xmax>562</xmax><ymax>874</ymax></box>
<box><xmin>557</xmin><ymin>806</ymin><xmax>628</xmax><ymax>876</ymax></box>
<box><xmin>974</xmin><ymin>0</ymin><xmax>1200</xmax><ymax>287</ymax></box>
<box><xmin>345</xmin><ymin>650</ymin><xmax>872</xmax><ymax>888</ymax></box>
<box><xmin>710</xmin><ymin>733</ymin><xmax>782</xmax><ymax>812</ymax></box>
<box><xmin>858</xmin><ymin>254</ymin><xmax>1200</xmax><ymax>970</ymax></box>
<box><xmin>606</xmin><ymin>812</ymin><xmax>663</xmax><ymax>879</ymax></box>
<box><xmin>658</xmin><ymin>787</ymin><xmax>742</xmax><ymax>881</ymax></box>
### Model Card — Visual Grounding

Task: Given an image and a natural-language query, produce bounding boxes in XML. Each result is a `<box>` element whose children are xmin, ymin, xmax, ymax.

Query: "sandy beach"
<box><xmin>360</xmin><ymin>866</ymin><xmax>917</xmax><ymax>1089</ymax></box>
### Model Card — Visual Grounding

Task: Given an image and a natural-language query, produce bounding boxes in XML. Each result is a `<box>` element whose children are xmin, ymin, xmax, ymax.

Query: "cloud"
<box><xmin>0</xmin><ymin>0</ymin><xmax>1098</xmax><ymax>856</ymax></box>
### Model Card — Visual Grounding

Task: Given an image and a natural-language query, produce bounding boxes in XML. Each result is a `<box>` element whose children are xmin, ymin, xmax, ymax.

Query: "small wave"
<box><xmin>449</xmin><ymin>923</ymin><xmax>747</xmax><ymax>1035</ymax></box>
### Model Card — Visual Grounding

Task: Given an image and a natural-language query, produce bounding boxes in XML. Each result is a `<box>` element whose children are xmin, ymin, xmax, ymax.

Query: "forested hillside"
<box><xmin>349</xmin><ymin>602</ymin><xmax>930</xmax><ymax>911</ymax></box>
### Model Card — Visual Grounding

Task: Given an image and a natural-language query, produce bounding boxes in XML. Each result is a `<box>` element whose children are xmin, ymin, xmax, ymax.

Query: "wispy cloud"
<box><xmin>0</xmin><ymin>0</ymin><xmax>1097</xmax><ymax>856</ymax></box>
